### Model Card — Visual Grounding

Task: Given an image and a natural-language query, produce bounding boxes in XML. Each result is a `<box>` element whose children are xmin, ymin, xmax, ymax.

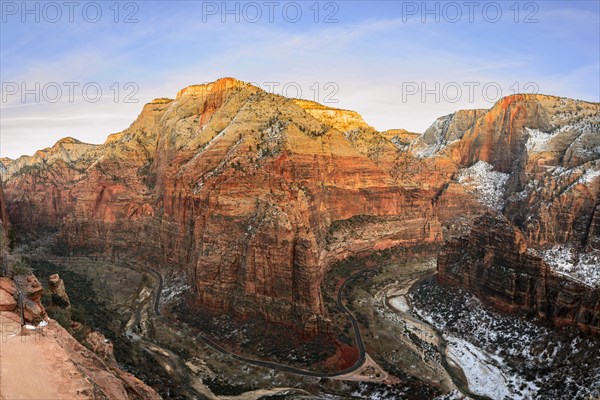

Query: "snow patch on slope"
<box><xmin>446</xmin><ymin>336</ymin><xmax>539</xmax><ymax>400</ymax></box>
<box><xmin>456</xmin><ymin>161</ymin><xmax>509</xmax><ymax>210</ymax></box>
<box><xmin>388</xmin><ymin>296</ymin><xmax>410</xmax><ymax>313</ymax></box>
<box><xmin>446</xmin><ymin>336</ymin><xmax>509</xmax><ymax>399</ymax></box>
<box><xmin>538</xmin><ymin>246</ymin><xmax>600</xmax><ymax>288</ymax></box>
<box><xmin>411</xmin><ymin>280</ymin><xmax>600</xmax><ymax>400</ymax></box>
<box><xmin>162</xmin><ymin>273</ymin><xmax>192</xmax><ymax>303</ymax></box>
<box><xmin>412</xmin><ymin>115</ymin><xmax>456</xmax><ymax>158</ymax></box>
<box><xmin>525</xmin><ymin>113</ymin><xmax>599</xmax><ymax>159</ymax></box>
<box><xmin>580</xmin><ymin>168</ymin><xmax>600</xmax><ymax>184</ymax></box>
<box><xmin>525</xmin><ymin>128</ymin><xmax>553</xmax><ymax>152</ymax></box>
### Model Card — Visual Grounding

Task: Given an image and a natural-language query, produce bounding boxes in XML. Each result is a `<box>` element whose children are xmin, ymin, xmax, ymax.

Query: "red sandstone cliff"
<box><xmin>2</xmin><ymin>78</ymin><xmax>442</xmax><ymax>334</ymax></box>
<box><xmin>422</xmin><ymin>96</ymin><xmax>599</xmax><ymax>334</ymax></box>
<box><xmin>413</xmin><ymin>95</ymin><xmax>599</xmax><ymax>248</ymax></box>
<box><xmin>438</xmin><ymin>213</ymin><xmax>600</xmax><ymax>337</ymax></box>
<box><xmin>2</xmin><ymin>79</ymin><xmax>598</xmax><ymax>335</ymax></box>
<box><xmin>0</xmin><ymin>273</ymin><xmax>161</xmax><ymax>399</ymax></box>
<box><xmin>0</xmin><ymin>180</ymin><xmax>8</xmax><ymax>234</ymax></box>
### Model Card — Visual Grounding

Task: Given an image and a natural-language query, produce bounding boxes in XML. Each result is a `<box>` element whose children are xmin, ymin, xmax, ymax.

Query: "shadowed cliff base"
<box><xmin>438</xmin><ymin>213</ymin><xmax>600</xmax><ymax>338</ymax></box>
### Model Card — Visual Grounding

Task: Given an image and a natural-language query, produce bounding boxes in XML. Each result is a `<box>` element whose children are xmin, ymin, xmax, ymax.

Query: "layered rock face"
<box><xmin>3</xmin><ymin>78</ymin><xmax>442</xmax><ymax>333</ymax></box>
<box><xmin>410</xmin><ymin>109</ymin><xmax>487</xmax><ymax>158</ymax></box>
<box><xmin>0</xmin><ymin>180</ymin><xmax>7</xmax><ymax>222</ymax></box>
<box><xmin>426</xmin><ymin>95</ymin><xmax>599</xmax><ymax>336</ymax></box>
<box><xmin>0</xmin><ymin>180</ymin><xmax>8</xmax><ymax>244</ymax></box>
<box><xmin>438</xmin><ymin>213</ymin><xmax>600</xmax><ymax>337</ymax></box>
<box><xmin>0</xmin><ymin>273</ymin><xmax>160</xmax><ymax>400</ymax></box>
<box><xmin>2</xmin><ymin>78</ymin><xmax>598</xmax><ymax>335</ymax></box>
<box><xmin>422</xmin><ymin>94</ymin><xmax>600</xmax><ymax>248</ymax></box>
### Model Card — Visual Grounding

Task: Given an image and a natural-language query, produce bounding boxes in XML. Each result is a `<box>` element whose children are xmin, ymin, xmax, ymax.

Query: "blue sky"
<box><xmin>1</xmin><ymin>0</ymin><xmax>599</xmax><ymax>159</ymax></box>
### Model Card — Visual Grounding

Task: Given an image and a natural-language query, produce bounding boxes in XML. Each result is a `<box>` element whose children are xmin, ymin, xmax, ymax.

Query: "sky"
<box><xmin>1</xmin><ymin>0</ymin><xmax>599</xmax><ymax>159</ymax></box>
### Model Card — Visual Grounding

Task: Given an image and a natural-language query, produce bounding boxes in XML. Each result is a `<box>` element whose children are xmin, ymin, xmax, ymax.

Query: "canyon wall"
<box><xmin>428</xmin><ymin>95</ymin><xmax>600</xmax><ymax>337</ymax></box>
<box><xmin>413</xmin><ymin>95</ymin><xmax>598</xmax><ymax>244</ymax></box>
<box><xmin>2</xmin><ymin>79</ymin><xmax>598</xmax><ymax>335</ymax></box>
<box><xmin>438</xmin><ymin>213</ymin><xmax>600</xmax><ymax>337</ymax></box>
<box><xmin>2</xmin><ymin>78</ymin><xmax>442</xmax><ymax>334</ymax></box>
<box><xmin>450</xmin><ymin>95</ymin><xmax>599</xmax><ymax>247</ymax></box>
<box><xmin>0</xmin><ymin>180</ymin><xmax>8</xmax><ymax>234</ymax></box>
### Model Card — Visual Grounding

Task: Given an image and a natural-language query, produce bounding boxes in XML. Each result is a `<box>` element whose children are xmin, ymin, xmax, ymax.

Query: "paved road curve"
<box><xmin>144</xmin><ymin>266</ymin><xmax>370</xmax><ymax>378</ymax></box>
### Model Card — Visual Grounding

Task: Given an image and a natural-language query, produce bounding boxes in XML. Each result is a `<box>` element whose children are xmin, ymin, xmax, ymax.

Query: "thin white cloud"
<box><xmin>1</xmin><ymin>3</ymin><xmax>598</xmax><ymax>158</ymax></box>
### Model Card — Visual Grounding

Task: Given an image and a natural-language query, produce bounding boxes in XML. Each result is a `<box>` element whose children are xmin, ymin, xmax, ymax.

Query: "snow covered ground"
<box><xmin>525</xmin><ymin>117</ymin><xmax>600</xmax><ymax>156</ymax></box>
<box><xmin>456</xmin><ymin>161</ymin><xmax>509</xmax><ymax>211</ymax></box>
<box><xmin>411</xmin><ymin>278</ymin><xmax>600</xmax><ymax>400</ymax></box>
<box><xmin>549</xmin><ymin>161</ymin><xmax>600</xmax><ymax>191</ymax></box>
<box><xmin>412</xmin><ymin>115</ymin><xmax>452</xmax><ymax>158</ymax></box>
<box><xmin>162</xmin><ymin>272</ymin><xmax>192</xmax><ymax>303</ymax></box>
<box><xmin>525</xmin><ymin>128</ymin><xmax>554</xmax><ymax>152</ymax></box>
<box><xmin>445</xmin><ymin>336</ymin><xmax>538</xmax><ymax>400</ymax></box>
<box><xmin>536</xmin><ymin>246</ymin><xmax>600</xmax><ymax>288</ymax></box>
<box><xmin>446</xmin><ymin>336</ymin><xmax>509</xmax><ymax>399</ymax></box>
<box><xmin>580</xmin><ymin>168</ymin><xmax>600</xmax><ymax>184</ymax></box>
<box><xmin>388</xmin><ymin>296</ymin><xmax>410</xmax><ymax>313</ymax></box>
<box><xmin>415</xmin><ymin>304</ymin><xmax>540</xmax><ymax>400</ymax></box>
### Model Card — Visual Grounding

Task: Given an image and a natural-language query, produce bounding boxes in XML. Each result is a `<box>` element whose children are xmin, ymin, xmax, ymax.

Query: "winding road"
<box><xmin>143</xmin><ymin>266</ymin><xmax>370</xmax><ymax>378</ymax></box>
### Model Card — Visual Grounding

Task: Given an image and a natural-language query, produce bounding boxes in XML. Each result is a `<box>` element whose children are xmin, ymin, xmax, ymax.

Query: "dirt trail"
<box><xmin>0</xmin><ymin>314</ymin><xmax>92</xmax><ymax>400</ymax></box>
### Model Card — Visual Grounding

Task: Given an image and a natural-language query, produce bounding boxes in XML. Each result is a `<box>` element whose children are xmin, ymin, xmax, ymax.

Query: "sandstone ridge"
<box><xmin>2</xmin><ymin>78</ymin><xmax>598</xmax><ymax>336</ymax></box>
<box><xmin>3</xmin><ymin>77</ymin><xmax>442</xmax><ymax>334</ymax></box>
<box><xmin>0</xmin><ymin>271</ymin><xmax>161</xmax><ymax>399</ymax></box>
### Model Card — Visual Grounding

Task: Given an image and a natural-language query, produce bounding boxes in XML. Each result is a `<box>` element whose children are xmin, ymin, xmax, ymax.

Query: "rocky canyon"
<box><xmin>1</xmin><ymin>78</ymin><xmax>599</xmax><ymax>399</ymax></box>
<box><xmin>3</xmin><ymin>78</ymin><xmax>444</xmax><ymax>334</ymax></box>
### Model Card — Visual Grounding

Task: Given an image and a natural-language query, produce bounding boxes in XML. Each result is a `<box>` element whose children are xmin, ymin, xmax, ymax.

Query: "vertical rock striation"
<box><xmin>2</xmin><ymin>80</ymin><xmax>598</xmax><ymax>336</ymax></box>
<box><xmin>438</xmin><ymin>213</ymin><xmax>600</xmax><ymax>337</ymax></box>
<box><xmin>3</xmin><ymin>78</ymin><xmax>443</xmax><ymax>333</ymax></box>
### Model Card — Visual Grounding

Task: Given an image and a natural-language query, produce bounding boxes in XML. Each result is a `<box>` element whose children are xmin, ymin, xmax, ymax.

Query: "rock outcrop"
<box><xmin>410</xmin><ymin>109</ymin><xmax>487</xmax><ymax>157</ymax></box>
<box><xmin>0</xmin><ymin>276</ymin><xmax>17</xmax><ymax>312</ymax></box>
<box><xmin>48</xmin><ymin>273</ymin><xmax>71</xmax><ymax>308</ymax></box>
<box><xmin>427</xmin><ymin>96</ymin><xmax>600</xmax><ymax>337</ymax></box>
<box><xmin>46</xmin><ymin>272</ymin><xmax>75</xmax><ymax>329</ymax></box>
<box><xmin>1</xmin><ymin>137</ymin><xmax>100</xmax><ymax>180</ymax></box>
<box><xmin>438</xmin><ymin>213</ymin><xmax>600</xmax><ymax>337</ymax></box>
<box><xmin>435</xmin><ymin>95</ymin><xmax>599</xmax><ymax>247</ymax></box>
<box><xmin>85</xmin><ymin>330</ymin><xmax>119</xmax><ymax>366</ymax></box>
<box><xmin>0</xmin><ymin>272</ymin><xmax>160</xmax><ymax>400</ymax></box>
<box><xmin>13</xmin><ymin>272</ymin><xmax>48</xmax><ymax>324</ymax></box>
